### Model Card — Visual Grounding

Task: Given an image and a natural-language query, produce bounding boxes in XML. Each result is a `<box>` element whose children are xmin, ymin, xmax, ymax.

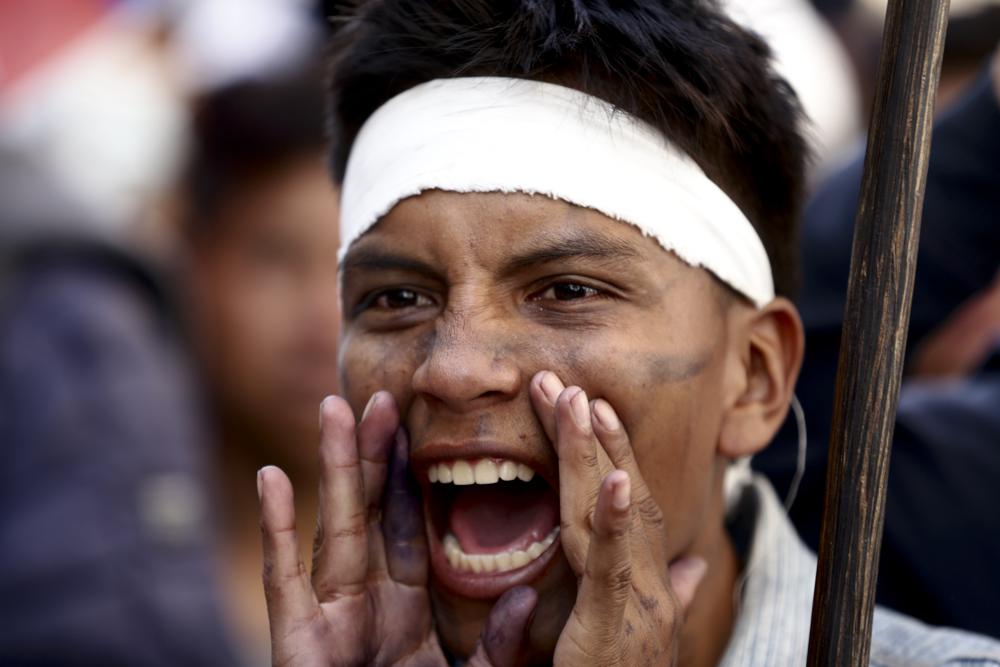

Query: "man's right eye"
<box><xmin>370</xmin><ymin>288</ymin><xmax>432</xmax><ymax>310</ymax></box>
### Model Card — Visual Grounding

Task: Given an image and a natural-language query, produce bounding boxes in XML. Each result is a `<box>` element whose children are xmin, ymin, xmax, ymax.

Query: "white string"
<box><xmin>783</xmin><ymin>394</ymin><xmax>808</xmax><ymax>511</ymax></box>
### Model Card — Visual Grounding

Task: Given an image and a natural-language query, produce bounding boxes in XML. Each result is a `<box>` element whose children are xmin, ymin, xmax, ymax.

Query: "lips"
<box><xmin>417</xmin><ymin>448</ymin><xmax>562</xmax><ymax>599</ymax></box>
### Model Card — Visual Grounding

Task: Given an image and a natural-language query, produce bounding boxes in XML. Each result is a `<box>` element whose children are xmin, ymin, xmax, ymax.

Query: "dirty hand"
<box><xmin>517</xmin><ymin>370</ymin><xmax>710</xmax><ymax>666</ymax></box>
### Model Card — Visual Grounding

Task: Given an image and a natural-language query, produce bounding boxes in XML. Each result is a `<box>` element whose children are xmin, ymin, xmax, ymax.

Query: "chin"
<box><xmin>429</xmin><ymin>549</ymin><xmax>577</xmax><ymax>664</ymax></box>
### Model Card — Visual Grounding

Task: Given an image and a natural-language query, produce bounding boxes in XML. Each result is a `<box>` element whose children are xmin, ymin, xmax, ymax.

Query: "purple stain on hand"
<box><xmin>383</xmin><ymin>428</ymin><xmax>428</xmax><ymax>584</ymax></box>
<box><xmin>481</xmin><ymin>586</ymin><xmax>538</xmax><ymax>666</ymax></box>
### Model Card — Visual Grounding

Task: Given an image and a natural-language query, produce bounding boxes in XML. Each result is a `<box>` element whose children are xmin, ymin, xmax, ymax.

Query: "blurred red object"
<box><xmin>0</xmin><ymin>0</ymin><xmax>111</xmax><ymax>94</ymax></box>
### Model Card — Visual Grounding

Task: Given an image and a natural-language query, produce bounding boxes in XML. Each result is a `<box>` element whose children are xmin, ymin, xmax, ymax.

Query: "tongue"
<box><xmin>448</xmin><ymin>482</ymin><xmax>559</xmax><ymax>555</ymax></box>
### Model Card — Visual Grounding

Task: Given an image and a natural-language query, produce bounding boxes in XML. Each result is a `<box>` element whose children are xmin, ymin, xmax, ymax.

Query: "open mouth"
<box><xmin>423</xmin><ymin>456</ymin><xmax>561</xmax><ymax>598</ymax></box>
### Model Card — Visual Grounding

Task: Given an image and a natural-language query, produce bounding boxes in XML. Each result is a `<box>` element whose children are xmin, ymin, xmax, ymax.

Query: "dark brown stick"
<box><xmin>805</xmin><ymin>0</ymin><xmax>950</xmax><ymax>664</ymax></box>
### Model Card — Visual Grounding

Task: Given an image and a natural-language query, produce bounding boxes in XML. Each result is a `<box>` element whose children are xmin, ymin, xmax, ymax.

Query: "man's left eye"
<box><xmin>534</xmin><ymin>282</ymin><xmax>601</xmax><ymax>301</ymax></box>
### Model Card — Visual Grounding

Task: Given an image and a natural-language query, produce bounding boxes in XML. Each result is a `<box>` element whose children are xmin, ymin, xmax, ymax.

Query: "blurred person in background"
<box><xmin>0</xmin><ymin>1</ymin><xmax>239</xmax><ymax>663</ymax></box>
<box><xmin>806</xmin><ymin>0</ymin><xmax>1000</xmax><ymax>131</ymax></box>
<box><xmin>177</xmin><ymin>68</ymin><xmax>341</xmax><ymax>663</ymax></box>
<box><xmin>0</xmin><ymin>150</ymin><xmax>240</xmax><ymax>667</ymax></box>
<box><xmin>0</xmin><ymin>0</ymin><xmax>189</xmax><ymax>243</ymax></box>
<box><xmin>852</xmin><ymin>0</ymin><xmax>1000</xmax><ymax>109</ymax></box>
<box><xmin>754</xmin><ymin>47</ymin><xmax>1000</xmax><ymax>638</ymax></box>
<box><xmin>1</xmin><ymin>0</ymin><xmax>330</xmax><ymax>662</ymax></box>
<box><xmin>724</xmin><ymin>0</ymin><xmax>863</xmax><ymax>180</ymax></box>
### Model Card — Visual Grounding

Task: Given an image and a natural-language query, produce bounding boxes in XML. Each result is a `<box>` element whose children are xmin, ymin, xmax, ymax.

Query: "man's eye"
<box><xmin>372</xmin><ymin>288</ymin><xmax>431</xmax><ymax>309</ymax></box>
<box><xmin>536</xmin><ymin>282</ymin><xmax>601</xmax><ymax>301</ymax></box>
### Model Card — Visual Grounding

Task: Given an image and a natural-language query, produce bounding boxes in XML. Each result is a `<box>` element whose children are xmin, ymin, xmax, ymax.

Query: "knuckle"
<box><xmin>606</xmin><ymin>432</ymin><xmax>634</xmax><ymax>459</ymax></box>
<box><xmin>579</xmin><ymin>447</ymin><xmax>600</xmax><ymax>470</ymax></box>
<box><xmin>636</xmin><ymin>494</ymin><xmax>664</xmax><ymax>529</ymax></box>
<box><xmin>598</xmin><ymin>511</ymin><xmax>630</xmax><ymax>540</ymax></box>
<box><xmin>581</xmin><ymin>493</ymin><xmax>601</xmax><ymax>528</ymax></box>
<box><xmin>319</xmin><ymin>444</ymin><xmax>359</xmax><ymax>472</ymax></box>
<box><xmin>261</xmin><ymin>559</ymin><xmax>306</xmax><ymax>593</ymax></box>
<box><xmin>329</xmin><ymin>522</ymin><xmax>368</xmax><ymax>541</ymax></box>
<box><xmin>606</xmin><ymin>561</ymin><xmax>633</xmax><ymax>596</ymax></box>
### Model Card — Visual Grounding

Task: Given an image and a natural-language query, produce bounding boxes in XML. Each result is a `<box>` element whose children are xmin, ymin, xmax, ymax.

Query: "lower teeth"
<box><xmin>443</xmin><ymin>527</ymin><xmax>560</xmax><ymax>574</ymax></box>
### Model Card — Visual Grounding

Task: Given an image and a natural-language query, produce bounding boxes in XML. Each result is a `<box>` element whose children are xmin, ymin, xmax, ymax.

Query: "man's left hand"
<box><xmin>468</xmin><ymin>370</ymin><xmax>707</xmax><ymax>666</ymax></box>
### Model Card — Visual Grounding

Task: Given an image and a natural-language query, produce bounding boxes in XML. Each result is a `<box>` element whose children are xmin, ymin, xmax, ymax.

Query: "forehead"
<box><xmin>341</xmin><ymin>190</ymin><xmax>694</xmax><ymax>279</ymax></box>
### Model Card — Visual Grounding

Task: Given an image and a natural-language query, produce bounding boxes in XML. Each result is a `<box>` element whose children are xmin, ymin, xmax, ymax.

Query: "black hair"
<box><xmin>324</xmin><ymin>0</ymin><xmax>809</xmax><ymax>296</ymax></box>
<box><xmin>183</xmin><ymin>68</ymin><xmax>327</xmax><ymax>237</ymax></box>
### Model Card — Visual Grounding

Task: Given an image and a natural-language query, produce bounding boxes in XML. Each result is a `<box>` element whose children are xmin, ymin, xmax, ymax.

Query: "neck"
<box><xmin>673</xmin><ymin>470</ymin><xmax>743</xmax><ymax>667</ymax></box>
<box><xmin>677</xmin><ymin>521</ymin><xmax>740</xmax><ymax>667</ymax></box>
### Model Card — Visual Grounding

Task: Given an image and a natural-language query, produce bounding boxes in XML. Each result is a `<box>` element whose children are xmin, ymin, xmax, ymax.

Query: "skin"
<box><xmin>259</xmin><ymin>190</ymin><xmax>804</xmax><ymax>666</ymax></box>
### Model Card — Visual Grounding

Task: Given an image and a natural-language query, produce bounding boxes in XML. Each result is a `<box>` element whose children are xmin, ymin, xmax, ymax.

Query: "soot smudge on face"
<box><xmin>552</xmin><ymin>341</ymin><xmax>586</xmax><ymax>385</ymax></box>
<box><xmin>474</xmin><ymin>413</ymin><xmax>491</xmax><ymax>438</ymax></box>
<box><xmin>371</xmin><ymin>337</ymin><xmax>397</xmax><ymax>386</ymax></box>
<box><xmin>642</xmin><ymin>351</ymin><xmax>712</xmax><ymax>386</ymax></box>
<box><xmin>489</xmin><ymin>338</ymin><xmax>532</xmax><ymax>375</ymax></box>
<box><xmin>415</xmin><ymin>327</ymin><xmax>437</xmax><ymax>360</ymax></box>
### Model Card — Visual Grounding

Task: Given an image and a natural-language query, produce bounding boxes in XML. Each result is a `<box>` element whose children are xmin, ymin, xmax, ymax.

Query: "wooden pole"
<box><xmin>805</xmin><ymin>0</ymin><xmax>950</xmax><ymax>664</ymax></box>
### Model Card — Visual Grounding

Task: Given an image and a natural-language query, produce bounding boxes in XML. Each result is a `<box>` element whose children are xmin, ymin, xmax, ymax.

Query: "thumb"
<box><xmin>668</xmin><ymin>556</ymin><xmax>709</xmax><ymax>612</ymax></box>
<box><xmin>466</xmin><ymin>586</ymin><xmax>538</xmax><ymax>667</ymax></box>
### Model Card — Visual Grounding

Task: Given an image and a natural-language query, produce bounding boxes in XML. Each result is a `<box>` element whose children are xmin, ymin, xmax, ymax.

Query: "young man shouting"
<box><xmin>256</xmin><ymin>1</ymin><xmax>1000</xmax><ymax>665</ymax></box>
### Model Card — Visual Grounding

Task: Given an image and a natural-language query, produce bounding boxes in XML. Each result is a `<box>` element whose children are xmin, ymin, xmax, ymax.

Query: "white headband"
<box><xmin>340</xmin><ymin>77</ymin><xmax>775</xmax><ymax>308</ymax></box>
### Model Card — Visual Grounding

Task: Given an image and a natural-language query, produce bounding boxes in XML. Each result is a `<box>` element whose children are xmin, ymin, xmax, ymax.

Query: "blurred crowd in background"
<box><xmin>0</xmin><ymin>0</ymin><xmax>996</xmax><ymax>664</ymax></box>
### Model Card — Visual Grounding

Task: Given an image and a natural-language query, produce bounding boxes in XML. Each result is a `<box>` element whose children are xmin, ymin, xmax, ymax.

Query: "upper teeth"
<box><xmin>428</xmin><ymin>459</ymin><xmax>535</xmax><ymax>485</ymax></box>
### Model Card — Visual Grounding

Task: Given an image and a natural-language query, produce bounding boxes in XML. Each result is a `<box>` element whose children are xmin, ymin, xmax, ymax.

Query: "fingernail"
<box><xmin>362</xmin><ymin>392</ymin><xmax>380</xmax><ymax>420</ymax></box>
<box><xmin>690</xmin><ymin>557</ymin><xmax>709</xmax><ymax>582</ymax></box>
<box><xmin>612</xmin><ymin>472</ymin><xmax>631</xmax><ymax>511</ymax></box>
<box><xmin>676</xmin><ymin>556</ymin><xmax>709</xmax><ymax>590</ymax></box>
<box><xmin>318</xmin><ymin>396</ymin><xmax>332</xmax><ymax>429</ymax></box>
<box><xmin>570</xmin><ymin>390</ymin><xmax>590</xmax><ymax>429</ymax></box>
<box><xmin>256</xmin><ymin>468</ymin><xmax>265</xmax><ymax>500</ymax></box>
<box><xmin>592</xmin><ymin>399</ymin><xmax>620</xmax><ymax>430</ymax></box>
<box><xmin>539</xmin><ymin>371</ymin><xmax>563</xmax><ymax>404</ymax></box>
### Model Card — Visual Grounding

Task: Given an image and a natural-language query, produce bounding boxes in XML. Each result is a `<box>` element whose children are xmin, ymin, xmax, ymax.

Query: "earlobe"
<box><xmin>718</xmin><ymin>298</ymin><xmax>804</xmax><ymax>459</ymax></box>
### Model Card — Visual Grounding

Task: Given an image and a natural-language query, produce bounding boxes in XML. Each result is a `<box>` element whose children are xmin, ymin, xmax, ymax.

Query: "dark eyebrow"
<box><xmin>500</xmin><ymin>230</ymin><xmax>641</xmax><ymax>275</ymax></box>
<box><xmin>340</xmin><ymin>248</ymin><xmax>442</xmax><ymax>281</ymax></box>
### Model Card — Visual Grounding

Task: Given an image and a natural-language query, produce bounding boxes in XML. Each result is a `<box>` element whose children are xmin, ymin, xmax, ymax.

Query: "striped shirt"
<box><xmin>718</xmin><ymin>474</ymin><xmax>1000</xmax><ymax>666</ymax></box>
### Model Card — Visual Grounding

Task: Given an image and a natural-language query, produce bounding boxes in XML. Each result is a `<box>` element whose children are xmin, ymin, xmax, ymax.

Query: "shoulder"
<box><xmin>871</xmin><ymin>605</ymin><xmax>1000</xmax><ymax>667</ymax></box>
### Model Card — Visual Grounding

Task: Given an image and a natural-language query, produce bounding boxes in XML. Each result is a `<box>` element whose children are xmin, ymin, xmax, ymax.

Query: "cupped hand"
<box><xmin>523</xmin><ymin>370</ymin><xmax>709</xmax><ymax>666</ymax></box>
<box><xmin>258</xmin><ymin>393</ymin><xmax>554</xmax><ymax>667</ymax></box>
<box><xmin>258</xmin><ymin>392</ymin><xmax>446</xmax><ymax>666</ymax></box>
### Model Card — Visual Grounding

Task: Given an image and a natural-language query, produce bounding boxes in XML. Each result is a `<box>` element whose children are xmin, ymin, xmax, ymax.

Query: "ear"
<box><xmin>718</xmin><ymin>297</ymin><xmax>804</xmax><ymax>459</ymax></box>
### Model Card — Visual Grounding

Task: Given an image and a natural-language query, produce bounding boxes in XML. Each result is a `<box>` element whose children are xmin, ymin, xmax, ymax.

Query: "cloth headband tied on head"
<box><xmin>340</xmin><ymin>77</ymin><xmax>775</xmax><ymax>308</ymax></box>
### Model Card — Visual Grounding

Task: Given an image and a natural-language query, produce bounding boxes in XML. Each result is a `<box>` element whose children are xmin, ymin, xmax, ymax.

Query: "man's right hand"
<box><xmin>258</xmin><ymin>393</ymin><xmax>447</xmax><ymax>667</ymax></box>
<box><xmin>258</xmin><ymin>393</ymin><xmax>539</xmax><ymax>667</ymax></box>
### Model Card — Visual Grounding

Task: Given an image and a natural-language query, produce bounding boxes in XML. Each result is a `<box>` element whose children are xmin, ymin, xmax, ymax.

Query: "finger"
<box><xmin>356</xmin><ymin>391</ymin><xmax>400</xmax><ymax>509</ymax></box>
<box><xmin>383</xmin><ymin>429</ymin><xmax>429</xmax><ymax>585</ymax></box>
<box><xmin>259</xmin><ymin>466</ymin><xmax>317</xmax><ymax>635</ymax></box>
<box><xmin>529</xmin><ymin>370</ymin><xmax>565</xmax><ymax>443</ymax></box>
<box><xmin>667</xmin><ymin>556</ymin><xmax>708</xmax><ymax>613</ymax></box>
<box><xmin>313</xmin><ymin>395</ymin><xmax>368</xmax><ymax>597</ymax></box>
<box><xmin>591</xmin><ymin>398</ymin><xmax>666</xmax><ymax>562</ymax></box>
<box><xmin>554</xmin><ymin>386</ymin><xmax>613</xmax><ymax>571</ymax></box>
<box><xmin>573</xmin><ymin>470</ymin><xmax>632</xmax><ymax>640</ymax></box>
<box><xmin>467</xmin><ymin>586</ymin><xmax>538</xmax><ymax>667</ymax></box>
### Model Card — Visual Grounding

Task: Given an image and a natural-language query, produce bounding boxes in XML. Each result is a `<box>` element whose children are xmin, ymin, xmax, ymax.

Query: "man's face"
<box><xmin>339</xmin><ymin>191</ymin><xmax>740</xmax><ymax>655</ymax></box>
<box><xmin>191</xmin><ymin>157</ymin><xmax>341</xmax><ymax>464</ymax></box>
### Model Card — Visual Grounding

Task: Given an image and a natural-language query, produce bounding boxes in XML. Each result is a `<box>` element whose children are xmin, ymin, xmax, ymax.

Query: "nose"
<box><xmin>410</xmin><ymin>308</ymin><xmax>522</xmax><ymax>411</ymax></box>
